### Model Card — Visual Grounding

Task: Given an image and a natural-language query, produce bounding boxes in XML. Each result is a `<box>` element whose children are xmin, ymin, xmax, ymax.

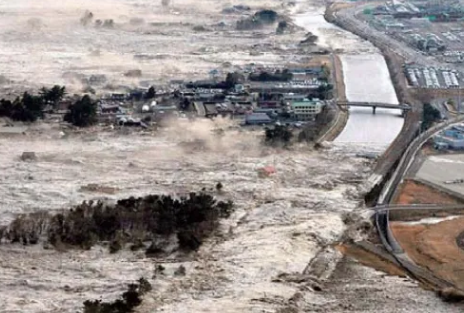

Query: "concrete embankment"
<box><xmin>316</xmin><ymin>54</ymin><xmax>349</xmax><ymax>143</ymax></box>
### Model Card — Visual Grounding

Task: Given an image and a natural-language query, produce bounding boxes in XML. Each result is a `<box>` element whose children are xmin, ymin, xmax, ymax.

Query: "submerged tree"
<box><xmin>40</xmin><ymin>85</ymin><xmax>66</xmax><ymax>107</ymax></box>
<box><xmin>145</xmin><ymin>86</ymin><xmax>156</xmax><ymax>99</ymax></box>
<box><xmin>64</xmin><ymin>95</ymin><xmax>97</xmax><ymax>127</ymax></box>
<box><xmin>265</xmin><ymin>125</ymin><xmax>293</xmax><ymax>146</ymax></box>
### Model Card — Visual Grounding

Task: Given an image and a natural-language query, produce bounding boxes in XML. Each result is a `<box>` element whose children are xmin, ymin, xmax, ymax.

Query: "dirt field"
<box><xmin>391</xmin><ymin>217</ymin><xmax>464</xmax><ymax>291</ymax></box>
<box><xmin>394</xmin><ymin>179</ymin><xmax>462</xmax><ymax>205</ymax></box>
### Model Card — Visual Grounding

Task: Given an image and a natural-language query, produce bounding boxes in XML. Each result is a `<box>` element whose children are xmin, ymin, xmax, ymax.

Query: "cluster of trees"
<box><xmin>265</xmin><ymin>125</ymin><xmax>293</xmax><ymax>146</ymax></box>
<box><xmin>249</xmin><ymin>69</ymin><xmax>293</xmax><ymax>82</ymax></box>
<box><xmin>422</xmin><ymin>103</ymin><xmax>441</xmax><ymax>131</ymax></box>
<box><xmin>0</xmin><ymin>84</ymin><xmax>99</xmax><ymax>127</ymax></box>
<box><xmin>4</xmin><ymin>191</ymin><xmax>234</xmax><ymax>254</ymax></box>
<box><xmin>64</xmin><ymin>95</ymin><xmax>98</xmax><ymax>127</ymax></box>
<box><xmin>185</xmin><ymin>72</ymin><xmax>245</xmax><ymax>90</ymax></box>
<box><xmin>83</xmin><ymin>277</ymin><xmax>152</xmax><ymax>313</ymax></box>
<box><xmin>313</xmin><ymin>84</ymin><xmax>333</xmax><ymax>100</ymax></box>
<box><xmin>236</xmin><ymin>9</ymin><xmax>278</xmax><ymax>30</ymax></box>
<box><xmin>0</xmin><ymin>85</ymin><xmax>66</xmax><ymax>122</ymax></box>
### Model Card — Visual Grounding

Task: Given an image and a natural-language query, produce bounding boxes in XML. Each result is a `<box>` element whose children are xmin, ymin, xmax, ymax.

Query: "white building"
<box><xmin>291</xmin><ymin>98</ymin><xmax>323</xmax><ymax>121</ymax></box>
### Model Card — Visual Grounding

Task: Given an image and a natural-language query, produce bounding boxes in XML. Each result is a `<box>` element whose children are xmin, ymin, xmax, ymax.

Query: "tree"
<box><xmin>265</xmin><ymin>125</ymin><xmax>293</xmax><ymax>146</ymax></box>
<box><xmin>2</xmin><ymin>92</ymin><xmax>46</xmax><ymax>122</ymax></box>
<box><xmin>276</xmin><ymin>21</ymin><xmax>287</xmax><ymax>34</ymax></box>
<box><xmin>320</xmin><ymin>64</ymin><xmax>331</xmax><ymax>82</ymax></box>
<box><xmin>0</xmin><ymin>99</ymin><xmax>13</xmax><ymax>117</ymax></box>
<box><xmin>40</xmin><ymin>85</ymin><xmax>66</xmax><ymax>107</ymax></box>
<box><xmin>225</xmin><ymin>72</ymin><xmax>244</xmax><ymax>89</ymax></box>
<box><xmin>315</xmin><ymin>84</ymin><xmax>333</xmax><ymax>100</ymax></box>
<box><xmin>146</xmin><ymin>86</ymin><xmax>156</xmax><ymax>99</ymax></box>
<box><xmin>64</xmin><ymin>95</ymin><xmax>97</xmax><ymax>127</ymax></box>
<box><xmin>422</xmin><ymin>103</ymin><xmax>441</xmax><ymax>131</ymax></box>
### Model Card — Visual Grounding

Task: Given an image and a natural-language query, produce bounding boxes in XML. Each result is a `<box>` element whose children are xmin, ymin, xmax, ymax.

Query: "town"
<box><xmin>0</xmin><ymin>64</ymin><xmax>334</xmax><ymax>141</ymax></box>
<box><xmin>3</xmin><ymin>0</ymin><xmax>464</xmax><ymax>312</ymax></box>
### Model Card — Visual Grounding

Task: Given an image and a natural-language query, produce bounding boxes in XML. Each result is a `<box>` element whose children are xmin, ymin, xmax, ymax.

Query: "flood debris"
<box><xmin>20</xmin><ymin>152</ymin><xmax>37</xmax><ymax>162</ymax></box>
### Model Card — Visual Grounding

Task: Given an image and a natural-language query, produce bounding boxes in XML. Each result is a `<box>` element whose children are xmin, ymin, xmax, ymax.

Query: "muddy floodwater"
<box><xmin>336</xmin><ymin>54</ymin><xmax>404</xmax><ymax>148</ymax></box>
<box><xmin>293</xmin><ymin>5</ymin><xmax>404</xmax><ymax>151</ymax></box>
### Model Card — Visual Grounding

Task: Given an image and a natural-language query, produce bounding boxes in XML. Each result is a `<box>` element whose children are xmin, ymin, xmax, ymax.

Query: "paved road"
<box><xmin>379</xmin><ymin>116</ymin><xmax>464</xmax><ymax>205</ymax></box>
<box><xmin>335</xmin><ymin>7</ymin><xmax>441</xmax><ymax>67</ymax></box>
<box><xmin>373</xmin><ymin>116</ymin><xmax>464</xmax><ymax>290</ymax></box>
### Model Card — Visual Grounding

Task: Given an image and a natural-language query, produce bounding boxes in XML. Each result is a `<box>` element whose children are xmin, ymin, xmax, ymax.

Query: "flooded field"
<box><xmin>0</xmin><ymin>120</ymin><xmax>370</xmax><ymax>312</ymax></box>
<box><xmin>0</xmin><ymin>0</ymin><xmax>304</xmax><ymax>92</ymax></box>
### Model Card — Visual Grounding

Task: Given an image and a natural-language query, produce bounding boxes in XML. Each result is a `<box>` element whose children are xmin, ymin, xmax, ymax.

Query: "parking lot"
<box><xmin>404</xmin><ymin>65</ymin><xmax>461</xmax><ymax>88</ymax></box>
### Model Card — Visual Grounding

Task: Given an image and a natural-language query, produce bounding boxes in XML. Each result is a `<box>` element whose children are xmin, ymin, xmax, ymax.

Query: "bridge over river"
<box><xmin>337</xmin><ymin>101</ymin><xmax>411</xmax><ymax>114</ymax></box>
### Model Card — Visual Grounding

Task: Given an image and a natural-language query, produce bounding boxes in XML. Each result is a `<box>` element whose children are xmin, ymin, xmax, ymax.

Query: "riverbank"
<box><xmin>325</xmin><ymin>2</ymin><xmax>420</xmax><ymax>178</ymax></box>
<box><xmin>316</xmin><ymin>53</ymin><xmax>348</xmax><ymax>143</ymax></box>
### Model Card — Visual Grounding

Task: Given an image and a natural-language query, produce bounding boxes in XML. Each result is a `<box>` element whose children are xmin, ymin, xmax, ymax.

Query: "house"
<box><xmin>100</xmin><ymin>103</ymin><xmax>121</xmax><ymax>114</ymax></box>
<box><xmin>244</xmin><ymin>113</ymin><xmax>273</xmax><ymax>125</ymax></box>
<box><xmin>291</xmin><ymin>98</ymin><xmax>323</xmax><ymax>121</ymax></box>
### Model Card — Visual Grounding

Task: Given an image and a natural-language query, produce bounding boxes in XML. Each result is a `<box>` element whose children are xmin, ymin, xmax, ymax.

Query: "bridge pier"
<box><xmin>372</xmin><ymin>106</ymin><xmax>376</xmax><ymax>114</ymax></box>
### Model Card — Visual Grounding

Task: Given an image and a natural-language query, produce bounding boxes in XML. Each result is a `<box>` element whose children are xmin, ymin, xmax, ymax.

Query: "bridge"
<box><xmin>337</xmin><ymin>101</ymin><xmax>411</xmax><ymax>114</ymax></box>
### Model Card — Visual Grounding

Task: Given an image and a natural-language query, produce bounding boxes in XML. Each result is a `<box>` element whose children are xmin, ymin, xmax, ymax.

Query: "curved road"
<box><xmin>375</xmin><ymin>116</ymin><xmax>464</xmax><ymax>290</ymax></box>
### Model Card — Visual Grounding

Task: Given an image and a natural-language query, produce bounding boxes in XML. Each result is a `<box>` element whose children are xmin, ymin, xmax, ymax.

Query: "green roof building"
<box><xmin>291</xmin><ymin>99</ymin><xmax>323</xmax><ymax>121</ymax></box>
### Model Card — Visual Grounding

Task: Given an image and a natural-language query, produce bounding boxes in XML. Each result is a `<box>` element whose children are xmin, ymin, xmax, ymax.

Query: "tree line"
<box><xmin>0</xmin><ymin>85</ymin><xmax>99</xmax><ymax>127</ymax></box>
<box><xmin>4</xmin><ymin>190</ymin><xmax>234</xmax><ymax>254</ymax></box>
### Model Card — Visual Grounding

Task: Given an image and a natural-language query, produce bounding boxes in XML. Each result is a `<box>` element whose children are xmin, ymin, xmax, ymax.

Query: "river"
<box><xmin>293</xmin><ymin>8</ymin><xmax>404</xmax><ymax>151</ymax></box>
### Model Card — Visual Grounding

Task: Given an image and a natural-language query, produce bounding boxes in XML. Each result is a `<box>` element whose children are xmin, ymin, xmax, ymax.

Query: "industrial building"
<box><xmin>244</xmin><ymin>112</ymin><xmax>273</xmax><ymax>125</ymax></box>
<box><xmin>433</xmin><ymin>124</ymin><xmax>464</xmax><ymax>149</ymax></box>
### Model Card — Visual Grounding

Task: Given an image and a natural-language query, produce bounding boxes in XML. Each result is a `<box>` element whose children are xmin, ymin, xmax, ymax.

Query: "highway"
<box><xmin>372</xmin><ymin>116</ymin><xmax>464</xmax><ymax>290</ymax></box>
<box><xmin>327</xmin><ymin>1</ymin><xmax>464</xmax><ymax>292</ymax></box>
<box><xmin>333</xmin><ymin>6</ymin><xmax>441</xmax><ymax>67</ymax></box>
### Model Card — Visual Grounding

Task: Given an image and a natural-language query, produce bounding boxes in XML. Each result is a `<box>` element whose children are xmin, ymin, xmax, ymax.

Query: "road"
<box><xmin>334</xmin><ymin>6</ymin><xmax>441</xmax><ymax>67</ymax></box>
<box><xmin>327</xmin><ymin>1</ymin><xmax>464</xmax><ymax>292</ymax></box>
<box><xmin>372</xmin><ymin>116</ymin><xmax>464</xmax><ymax>291</ymax></box>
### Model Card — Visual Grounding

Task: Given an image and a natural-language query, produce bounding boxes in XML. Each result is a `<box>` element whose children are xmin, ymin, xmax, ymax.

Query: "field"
<box><xmin>394</xmin><ymin>179</ymin><xmax>462</xmax><ymax>205</ymax></box>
